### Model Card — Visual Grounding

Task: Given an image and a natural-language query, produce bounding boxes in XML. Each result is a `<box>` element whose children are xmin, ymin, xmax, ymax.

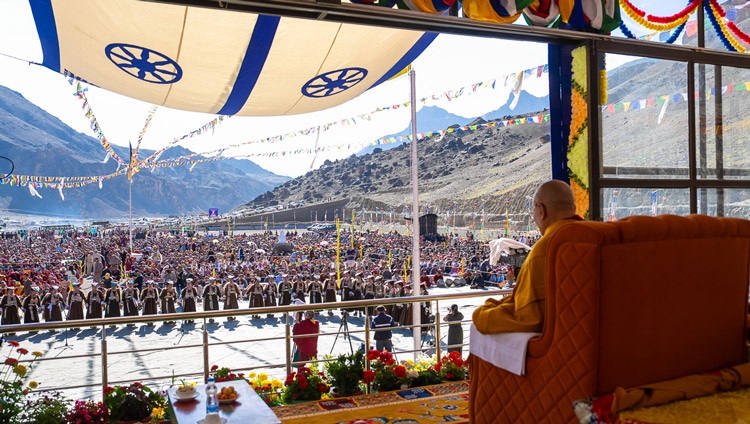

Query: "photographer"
<box><xmin>445</xmin><ymin>304</ymin><xmax>464</xmax><ymax>354</ymax></box>
<box><xmin>371</xmin><ymin>305</ymin><xmax>397</xmax><ymax>352</ymax></box>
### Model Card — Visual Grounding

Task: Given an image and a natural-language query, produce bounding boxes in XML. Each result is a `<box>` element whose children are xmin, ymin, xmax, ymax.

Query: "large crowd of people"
<box><xmin>0</xmin><ymin>225</ymin><xmax>537</xmax><ymax>329</ymax></box>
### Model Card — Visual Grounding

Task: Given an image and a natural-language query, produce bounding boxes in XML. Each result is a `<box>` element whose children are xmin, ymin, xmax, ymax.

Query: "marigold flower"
<box><xmin>258</xmin><ymin>372</ymin><xmax>268</xmax><ymax>381</ymax></box>
<box><xmin>248</xmin><ymin>371</ymin><xmax>257</xmax><ymax>379</ymax></box>
<box><xmin>13</xmin><ymin>364</ymin><xmax>27</xmax><ymax>378</ymax></box>
<box><xmin>28</xmin><ymin>381</ymin><xmax>38</xmax><ymax>389</ymax></box>
<box><xmin>4</xmin><ymin>357</ymin><xmax>18</xmax><ymax>366</ymax></box>
<box><xmin>32</xmin><ymin>351</ymin><xmax>43</xmax><ymax>358</ymax></box>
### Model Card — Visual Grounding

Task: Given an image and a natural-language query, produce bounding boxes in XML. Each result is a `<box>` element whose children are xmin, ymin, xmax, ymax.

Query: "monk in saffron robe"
<box><xmin>473</xmin><ymin>180</ymin><xmax>582</xmax><ymax>334</ymax></box>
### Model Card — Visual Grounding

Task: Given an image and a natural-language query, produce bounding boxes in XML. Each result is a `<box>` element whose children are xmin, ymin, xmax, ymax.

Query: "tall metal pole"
<box><xmin>409</xmin><ymin>69</ymin><xmax>421</xmax><ymax>359</ymax></box>
<box><xmin>129</xmin><ymin>175</ymin><xmax>133</xmax><ymax>253</ymax></box>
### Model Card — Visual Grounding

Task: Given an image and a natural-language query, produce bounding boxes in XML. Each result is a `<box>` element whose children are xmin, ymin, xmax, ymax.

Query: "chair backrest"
<box><xmin>545</xmin><ymin>215</ymin><xmax>750</xmax><ymax>395</ymax></box>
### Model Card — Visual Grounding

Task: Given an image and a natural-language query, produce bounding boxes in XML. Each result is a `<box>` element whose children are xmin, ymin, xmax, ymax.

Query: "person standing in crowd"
<box><xmin>86</xmin><ymin>283</ymin><xmax>104</xmax><ymax>320</ymax></box>
<box><xmin>293</xmin><ymin>276</ymin><xmax>306</xmax><ymax>303</ymax></box>
<box><xmin>66</xmin><ymin>282</ymin><xmax>86</xmax><ymax>321</ymax></box>
<box><xmin>364</xmin><ymin>275</ymin><xmax>376</xmax><ymax>316</ymax></box>
<box><xmin>0</xmin><ymin>285</ymin><xmax>21</xmax><ymax>326</ymax></box>
<box><xmin>222</xmin><ymin>276</ymin><xmax>240</xmax><ymax>321</ymax></box>
<box><xmin>43</xmin><ymin>285</ymin><xmax>65</xmax><ymax>323</ymax></box>
<box><xmin>263</xmin><ymin>276</ymin><xmax>278</xmax><ymax>318</ymax></box>
<box><xmin>323</xmin><ymin>274</ymin><xmax>337</xmax><ymax>316</ymax></box>
<box><xmin>160</xmin><ymin>281</ymin><xmax>178</xmax><ymax>323</ymax></box>
<box><xmin>141</xmin><ymin>281</ymin><xmax>159</xmax><ymax>323</ymax></box>
<box><xmin>122</xmin><ymin>280</ymin><xmax>140</xmax><ymax>322</ymax></box>
<box><xmin>180</xmin><ymin>279</ymin><xmax>198</xmax><ymax>323</ymax></box>
<box><xmin>292</xmin><ymin>311</ymin><xmax>320</xmax><ymax>367</ymax></box>
<box><xmin>22</xmin><ymin>286</ymin><xmax>42</xmax><ymax>324</ymax></box>
<box><xmin>278</xmin><ymin>275</ymin><xmax>292</xmax><ymax>306</ymax></box>
<box><xmin>352</xmin><ymin>272</ymin><xmax>364</xmax><ymax>317</ymax></box>
<box><xmin>203</xmin><ymin>277</ymin><xmax>221</xmax><ymax>312</ymax></box>
<box><xmin>105</xmin><ymin>281</ymin><xmax>122</xmax><ymax>319</ymax></box>
<box><xmin>92</xmin><ymin>256</ymin><xmax>103</xmax><ymax>284</ymax></box>
<box><xmin>371</xmin><ymin>305</ymin><xmax>397</xmax><ymax>352</ymax></box>
<box><xmin>247</xmin><ymin>277</ymin><xmax>265</xmax><ymax>319</ymax></box>
<box><xmin>445</xmin><ymin>304</ymin><xmax>464</xmax><ymax>354</ymax></box>
<box><xmin>308</xmin><ymin>276</ymin><xmax>323</xmax><ymax>306</ymax></box>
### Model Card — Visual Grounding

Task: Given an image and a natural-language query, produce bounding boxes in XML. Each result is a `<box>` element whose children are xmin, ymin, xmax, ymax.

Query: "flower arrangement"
<box><xmin>17</xmin><ymin>390</ymin><xmax>71</xmax><ymax>424</ymax></box>
<box><xmin>368</xmin><ymin>350</ymin><xmax>444</xmax><ymax>391</ymax></box>
<box><xmin>65</xmin><ymin>399</ymin><xmax>107</xmax><ymax>424</ymax></box>
<box><xmin>210</xmin><ymin>364</ymin><xmax>246</xmax><ymax>382</ymax></box>
<box><xmin>247</xmin><ymin>371</ymin><xmax>285</xmax><ymax>406</ymax></box>
<box><xmin>434</xmin><ymin>351</ymin><xmax>467</xmax><ymax>381</ymax></box>
<box><xmin>0</xmin><ymin>340</ymin><xmax>42</xmax><ymax>423</ymax></box>
<box><xmin>103</xmin><ymin>382</ymin><xmax>167</xmax><ymax>423</ymax></box>
<box><xmin>324</xmin><ymin>350</ymin><xmax>366</xmax><ymax>396</ymax></box>
<box><xmin>283</xmin><ymin>362</ymin><xmax>329</xmax><ymax>403</ymax></box>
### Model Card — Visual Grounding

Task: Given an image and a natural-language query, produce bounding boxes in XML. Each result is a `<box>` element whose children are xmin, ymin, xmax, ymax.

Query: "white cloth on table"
<box><xmin>469</xmin><ymin>323</ymin><xmax>540</xmax><ymax>376</ymax></box>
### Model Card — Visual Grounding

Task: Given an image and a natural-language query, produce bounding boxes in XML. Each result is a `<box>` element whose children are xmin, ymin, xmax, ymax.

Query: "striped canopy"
<box><xmin>30</xmin><ymin>0</ymin><xmax>436</xmax><ymax>116</ymax></box>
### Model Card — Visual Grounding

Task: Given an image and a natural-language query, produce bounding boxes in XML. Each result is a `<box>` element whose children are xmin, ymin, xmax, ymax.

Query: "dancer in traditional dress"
<box><xmin>222</xmin><ymin>276</ymin><xmax>240</xmax><ymax>321</ymax></box>
<box><xmin>0</xmin><ymin>286</ymin><xmax>21</xmax><ymax>325</ymax></box>
<box><xmin>105</xmin><ymin>282</ymin><xmax>122</xmax><ymax>319</ymax></box>
<box><xmin>86</xmin><ymin>283</ymin><xmax>105</xmax><ymax>320</ymax></box>
<box><xmin>160</xmin><ymin>281</ymin><xmax>178</xmax><ymax>323</ymax></box>
<box><xmin>66</xmin><ymin>282</ymin><xmax>86</xmax><ymax>321</ymax></box>
<box><xmin>246</xmin><ymin>277</ymin><xmax>265</xmax><ymax>319</ymax></box>
<box><xmin>22</xmin><ymin>287</ymin><xmax>42</xmax><ymax>324</ymax></box>
<box><xmin>180</xmin><ymin>279</ymin><xmax>198</xmax><ymax>323</ymax></box>
<box><xmin>42</xmin><ymin>285</ymin><xmax>65</xmax><ymax>322</ymax></box>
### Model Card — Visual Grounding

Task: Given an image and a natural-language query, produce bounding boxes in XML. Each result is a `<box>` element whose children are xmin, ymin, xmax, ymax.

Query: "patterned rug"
<box><xmin>274</xmin><ymin>381</ymin><xmax>470</xmax><ymax>424</ymax></box>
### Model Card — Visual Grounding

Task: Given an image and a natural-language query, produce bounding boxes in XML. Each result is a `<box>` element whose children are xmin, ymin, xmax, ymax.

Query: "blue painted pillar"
<box><xmin>547</xmin><ymin>44</ymin><xmax>573</xmax><ymax>183</ymax></box>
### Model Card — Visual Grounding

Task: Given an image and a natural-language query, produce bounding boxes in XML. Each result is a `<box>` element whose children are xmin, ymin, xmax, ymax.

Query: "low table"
<box><xmin>168</xmin><ymin>380</ymin><xmax>280</xmax><ymax>424</ymax></box>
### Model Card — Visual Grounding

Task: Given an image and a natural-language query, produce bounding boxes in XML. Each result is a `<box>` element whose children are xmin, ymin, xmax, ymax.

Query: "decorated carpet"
<box><xmin>274</xmin><ymin>381</ymin><xmax>470</xmax><ymax>424</ymax></box>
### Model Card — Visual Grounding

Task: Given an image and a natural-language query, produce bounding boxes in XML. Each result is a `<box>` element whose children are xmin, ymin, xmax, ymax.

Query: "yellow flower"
<box><xmin>269</xmin><ymin>394</ymin><xmax>278</xmax><ymax>401</ymax></box>
<box><xmin>249</xmin><ymin>380</ymin><xmax>258</xmax><ymax>389</ymax></box>
<box><xmin>28</xmin><ymin>381</ymin><xmax>38</xmax><ymax>389</ymax></box>
<box><xmin>32</xmin><ymin>351</ymin><xmax>43</xmax><ymax>358</ymax></box>
<box><xmin>271</xmin><ymin>379</ymin><xmax>283</xmax><ymax>389</ymax></box>
<box><xmin>248</xmin><ymin>372</ymin><xmax>257</xmax><ymax>379</ymax></box>
<box><xmin>320</xmin><ymin>393</ymin><xmax>333</xmax><ymax>400</ymax></box>
<box><xmin>258</xmin><ymin>372</ymin><xmax>268</xmax><ymax>381</ymax></box>
<box><xmin>13</xmin><ymin>365</ymin><xmax>28</xmax><ymax>378</ymax></box>
<box><xmin>152</xmin><ymin>406</ymin><xmax>165</xmax><ymax>420</ymax></box>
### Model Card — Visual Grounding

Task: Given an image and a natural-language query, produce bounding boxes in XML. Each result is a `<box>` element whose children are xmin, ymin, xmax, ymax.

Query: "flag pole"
<box><xmin>409</xmin><ymin>68</ymin><xmax>421</xmax><ymax>360</ymax></box>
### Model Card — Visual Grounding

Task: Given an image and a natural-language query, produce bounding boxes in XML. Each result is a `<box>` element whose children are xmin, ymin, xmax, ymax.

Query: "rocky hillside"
<box><xmin>0</xmin><ymin>85</ymin><xmax>289</xmax><ymax>218</ymax></box>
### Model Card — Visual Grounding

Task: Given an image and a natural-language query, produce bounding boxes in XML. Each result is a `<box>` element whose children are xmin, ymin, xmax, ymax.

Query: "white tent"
<box><xmin>488</xmin><ymin>238</ymin><xmax>531</xmax><ymax>266</ymax></box>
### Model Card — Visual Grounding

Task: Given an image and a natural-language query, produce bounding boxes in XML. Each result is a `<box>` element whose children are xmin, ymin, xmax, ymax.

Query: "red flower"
<box><xmin>317</xmin><ymin>383</ymin><xmax>327</xmax><ymax>393</ymax></box>
<box><xmin>211</xmin><ymin>365</ymin><xmax>219</xmax><ymax>371</ymax></box>
<box><xmin>103</xmin><ymin>386</ymin><xmax>114</xmax><ymax>395</ymax></box>
<box><xmin>4</xmin><ymin>358</ymin><xmax>18</xmax><ymax>366</ymax></box>
<box><xmin>448</xmin><ymin>351</ymin><xmax>461</xmax><ymax>360</ymax></box>
<box><xmin>394</xmin><ymin>365</ymin><xmax>406</xmax><ymax>378</ymax></box>
<box><xmin>367</xmin><ymin>350</ymin><xmax>380</xmax><ymax>361</ymax></box>
<box><xmin>362</xmin><ymin>370</ymin><xmax>375</xmax><ymax>384</ymax></box>
<box><xmin>298</xmin><ymin>375</ymin><xmax>308</xmax><ymax>390</ymax></box>
<box><xmin>133</xmin><ymin>382</ymin><xmax>143</xmax><ymax>388</ymax></box>
<box><xmin>16</xmin><ymin>347</ymin><xmax>29</xmax><ymax>355</ymax></box>
<box><xmin>434</xmin><ymin>363</ymin><xmax>442</xmax><ymax>372</ymax></box>
<box><xmin>8</xmin><ymin>340</ymin><xmax>19</xmax><ymax>347</ymax></box>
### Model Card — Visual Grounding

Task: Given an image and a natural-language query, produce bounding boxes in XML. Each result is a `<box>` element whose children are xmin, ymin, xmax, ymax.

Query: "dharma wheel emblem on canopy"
<box><xmin>302</xmin><ymin>67</ymin><xmax>368</xmax><ymax>98</ymax></box>
<box><xmin>105</xmin><ymin>43</ymin><xmax>183</xmax><ymax>84</ymax></box>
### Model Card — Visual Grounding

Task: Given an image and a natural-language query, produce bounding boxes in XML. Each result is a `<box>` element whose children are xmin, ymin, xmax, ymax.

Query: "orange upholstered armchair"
<box><xmin>468</xmin><ymin>214</ymin><xmax>750</xmax><ymax>423</ymax></box>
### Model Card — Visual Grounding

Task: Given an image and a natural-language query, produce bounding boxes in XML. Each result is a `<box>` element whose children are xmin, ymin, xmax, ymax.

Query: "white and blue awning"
<box><xmin>30</xmin><ymin>0</ymin><xmax>436</xmax><ymax>116</ymax></box>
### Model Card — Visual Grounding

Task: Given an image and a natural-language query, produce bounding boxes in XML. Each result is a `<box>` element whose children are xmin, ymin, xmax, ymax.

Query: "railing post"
<box><xmin>435</xmin><ymin>300</ymin><xmax>441</xmax><ymax>359</ymax></box>
<box><xmin>364</xmin><ymin>316</ymin><xmax>371</xmax><ymax>394</ymax></box>
<box><xmin>202</xmin><ymin>317</ymin><xmax>209</xmax><ymax>383</ymax></box>
<box><xmin>285</xmin><ymin>312</ymin><xmax>291</xmax><ymax>376</ymax></box>
<box><xmin>101</xmin><ymin>325</ymin><xmax>108</xmax><ymax>398</ymax></box>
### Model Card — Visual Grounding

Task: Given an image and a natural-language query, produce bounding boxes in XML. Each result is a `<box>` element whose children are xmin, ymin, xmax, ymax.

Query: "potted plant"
<box><xmin>104</xmin><ymin>382</ymin><xmax>166</xmax><ymax>423</ymax></box>
<box><xmin>66</xmin><ymin>399</ymin><xmax>107</xmax><ymax>423</ymax></box>
<box><xmin>324</xmin><ymin>350</ymin><xmax>365</xmax><ymax>397</ymax></box>
<box><xmin>367</xmin><ymin>349</ymin><xmax>411</xmax><ymax>391</ymax></box>
<box><xmin>247</xmin><ymin>371</ymin><xmax>285</xmax><ymax>406</ymax></box>
<box><xmin>17</xmin><ymin>390</ymin><xmax>71</xmax><ymax>424</ymax></box>
<box><xmin>434</xmin><ymin>351</ymin><xmax>467</xmax><ymax>381</ymax></box>
<box><xmin>0</xmin><ymin>341</ymin><xmax>43</xmax><ymax>423</ymax></box>
<box><xmin>282</xmin><ymin>362</ymin><xmax>329</xmax><ymax>403</ymax></box>
<box><xmin>209</xmin><ymin>364</ymin><xmax>246</xmax><ymax>382</ymax></box>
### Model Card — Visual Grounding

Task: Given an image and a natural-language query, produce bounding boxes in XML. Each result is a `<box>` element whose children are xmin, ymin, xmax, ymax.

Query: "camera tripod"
<box><xmin>330</xmin><ymin>311</ymin><xmax>354</xmax><ymax>354</ymax></box>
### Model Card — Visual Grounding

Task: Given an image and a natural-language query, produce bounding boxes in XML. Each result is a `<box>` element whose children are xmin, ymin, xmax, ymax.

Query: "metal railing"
<box><xmin>0</xmin><ymin>289</ymin><xmax>510</xmax><ymax>399</ymax></box>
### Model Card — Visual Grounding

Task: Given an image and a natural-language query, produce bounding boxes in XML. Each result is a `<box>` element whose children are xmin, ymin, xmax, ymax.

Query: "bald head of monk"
<box><xmin>532</xmin><ymin>180</ymin><xmax>577</xmax><ymax>234</ymax></box>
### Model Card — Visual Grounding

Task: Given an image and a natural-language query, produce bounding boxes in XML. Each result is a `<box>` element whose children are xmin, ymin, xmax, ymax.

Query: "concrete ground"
<box><xmin>3</xmin><ymin>285</ymin><xmax>503</xmax><ymax>401</ymax></box>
